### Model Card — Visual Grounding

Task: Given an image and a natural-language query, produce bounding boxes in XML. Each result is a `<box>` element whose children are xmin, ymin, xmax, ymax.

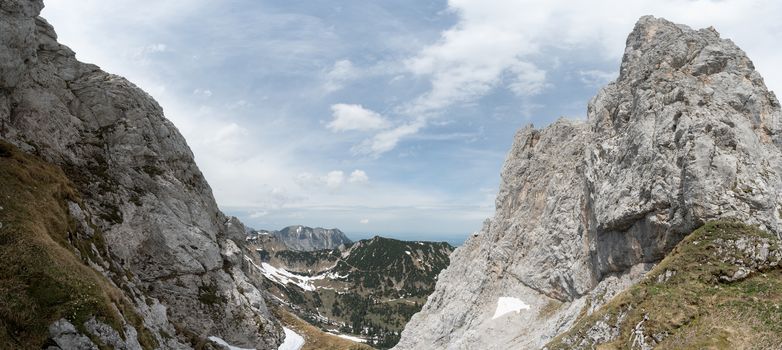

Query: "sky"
<box><xmin>41</xmin><ymin>0</ymin><xmax>782</xmax><ymax>244</ymax></box>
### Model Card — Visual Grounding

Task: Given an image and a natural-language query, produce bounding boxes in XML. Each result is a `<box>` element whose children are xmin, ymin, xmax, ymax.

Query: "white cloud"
<box><xmin>193</xmin><ymin>88</ymin><xmax>213</xmax><ymax>98</ymax></box>
<box><xmin>353</xmin><ymin>120</ymin><xmax>425</xmax><ymax>156</ymax></box>
<box><xmin>211</xmin><ymin>122</ymin><xmax>245</xmax><ymax>141</ymax></box>
<box><xmin>287</xmin><ymin>169</ymin><xmax>372</xmax><ymax>198</ymax></box>
<box><xmin>141</xmin><ymin>43</ymin><xmax>167</xmax><ymax>54</ymax></box>
<box><xmin>348</xmin><ymin>170</ymin><xmax>369</xmax><ymax>184</ymax></box>
<box><xmin>508</xmin><ymin>61</ymin><xmax>548</xmax><ymax>96</ymax></box>
<box><xmin>327</xmin><ymin>104</ymin><xmax>390</xmax><ymax>132</ymax></box>
<box><xmin>359</xmin><ymin>218</ymin><xmax>370</xmax><ymax>224</ymax></box>
<box><xmin>298</xmin><ymin>170</ymin><xmax>369</xmax><ymax>189</ymax></box>
<box><xmin>404</xmin><ymin>17</ymin><xmax>538</xmax><ymax>115</ymax></box>
<box><xmin>323</xmin><ymin>59</ymin><xmax>358</xmax><ymax>93</ymax></box>
<box><xmin>324</xmin><ymin>170</ymin><xmax>345</xmax><ymax>189</ymax></box>
<box><xmin>406</xmin><ymin>0</ymin><xmax>782</xmax><ymax>112</ymax></box>
<box><xmin>323</xmin><ymin>59</ymin><xmax>405</xmax><ymax>94</ymax></box>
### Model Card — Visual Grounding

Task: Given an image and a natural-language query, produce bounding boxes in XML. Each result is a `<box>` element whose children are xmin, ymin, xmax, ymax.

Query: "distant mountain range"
<box><xmin>248</xmin><ymin>225</ymin><xmax>352</xmax><ymax>251</ymax></box>
<box><xmin>244</xmin><ymin>226</ymin><xmax>454</xmax><ymax>349</ymax></box>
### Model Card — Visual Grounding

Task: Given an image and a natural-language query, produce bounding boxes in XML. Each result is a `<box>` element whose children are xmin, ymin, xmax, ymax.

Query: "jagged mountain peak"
<box><xmin>395</xmin><ymin>15</ymin><xmax>782</xmax><ymax>350</ymax></box>
<box><xmin>249</xmin><ymin>225</ymin><xmax>353</xmax><ymax>251</ymax></box>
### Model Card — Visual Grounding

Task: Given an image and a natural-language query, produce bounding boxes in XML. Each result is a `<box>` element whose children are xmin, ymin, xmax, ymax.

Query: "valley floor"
<box><xmin>273</xmin><ymin>306</ymin><xmax>373</xmax><ymax>350</ymax></box>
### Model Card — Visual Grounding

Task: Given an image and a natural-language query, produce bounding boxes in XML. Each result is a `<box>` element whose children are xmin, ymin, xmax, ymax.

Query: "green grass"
<box><xmin>0</xmin><ymin>141</ymin><xmax>156</xmax><ymax>348</ymax></box>
<box><xmin>547</xmin><ymin>221</ymin><xmax>782</xmax><ymax>350</ymax></box>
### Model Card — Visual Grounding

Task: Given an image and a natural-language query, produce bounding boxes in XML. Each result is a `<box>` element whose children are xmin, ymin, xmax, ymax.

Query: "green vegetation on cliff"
<box><xmin>548</xmin><ymin>221</ymin><xmax>782</xmax><ymax>350</ymax></box>
<box><xmin>0</xmin><ymin>141</ymin><xmax>155</xmax><ymax>349</ymax></box>
<box><xmin>332</xmin><ymin>236</ymin><xmax>453</xmax><ymax>297</ymax></box>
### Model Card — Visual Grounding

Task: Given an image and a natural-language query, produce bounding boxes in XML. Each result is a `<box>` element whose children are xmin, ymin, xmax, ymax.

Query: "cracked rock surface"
<box><xmin>396</xmin><ymin>16</ymin><xmax>782</xmax><ymax>350</ymax></box>
<box><xmin>1</xmin><ymin>0</ymin><xmax>282</xmax><ymax>348</ymax></box>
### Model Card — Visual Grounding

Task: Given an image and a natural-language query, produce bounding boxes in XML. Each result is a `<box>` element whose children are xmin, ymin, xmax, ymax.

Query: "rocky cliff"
<box><xmin>0</xmin><ymin>1</ymin><xmax>282</xmax><ymax>348</ymax></box>
<box><xmin>395</xmin><ymin>16</ymin><xmax>782</xmax><ymax>349</ymax></box>
<box><xmin>273</xmin><ymin>225</ymin><xmax>352</xmax><ymax>251</ymax></box>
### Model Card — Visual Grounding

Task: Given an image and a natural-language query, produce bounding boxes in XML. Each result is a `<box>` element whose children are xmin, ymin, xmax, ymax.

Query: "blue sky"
<box><xmin>42</xmin><ymin>0</ymin><xmax>782</xmax><ymax>244</ymax></box>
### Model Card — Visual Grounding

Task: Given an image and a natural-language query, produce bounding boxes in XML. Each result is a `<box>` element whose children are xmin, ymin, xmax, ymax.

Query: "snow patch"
<box><xmin>246</xmin><ymin>258</ymin><xmax>348</xmax><ymax>291</ymax></box>
<box><xmin>325</xmin><ymin>271</ymin><xmax>349</xmax><ymax>279</ymax></box>
<box><xmin>278</xmin><ymin>327</ymin><xmax>305</xmax><ymax>350</ymax></box>
<box><xmin>259</xmin><ymin>262</ymin><xmax>323</xmax><ymax>291</ymax></box>
<box><xmin>327</xmin><ymin>330</ymin><xmax>367</xmax><ymax>343</ymax></box>
<box><xmin>207</xmin><ymin>336</ymin><xmax>254</xmax><ymax>350</ymax></box>
<box><xmin>405</xmin><ymin>251</ymin><xmax>412</xmax><ymax>255</ymax></box>
<box><xmin>491</xmin><ymin>297</ymin><xmax>530</xmax><ymax>319</ymax></box>
<box><xmin>336</xmin><ymin>333</ymin><xmax>367</xmax><ymax>343</ymax></box>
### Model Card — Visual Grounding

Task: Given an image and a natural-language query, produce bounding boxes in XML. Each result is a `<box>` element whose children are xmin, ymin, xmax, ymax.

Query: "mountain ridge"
<box><xmin>395</xmin><ymin>15</ymin><xmax>782</xmax><ymax>349</ymax></box>
<box><xmin>0</xmin><ymin>1</ymin><xmax>283</xmax><ymax>348</ymax></box>
<box><xmin>245</xmin><ymin>231</ymin><xmax>454</xmax><ymax>348</ymax></box>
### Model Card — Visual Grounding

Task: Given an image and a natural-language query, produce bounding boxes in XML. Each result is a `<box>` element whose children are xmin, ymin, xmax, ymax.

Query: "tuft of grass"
<box><xmin>0</xmin><ymin>141</ymin><xmax>156</xmax><ymax>349</ymax></box>
<box><xmin>547</xmin><ymin>221</ymin><xmax>782</xmax><ymax>349</ymax></box>
<box><xmin>538</xmin><ymin>299</ymin><xmax>563</xmax><ymax>320</ymax></box>
<box><xmin>197</xmin><ymin>283</ymin><xmax>226</xmax><ymax>306</ymax></box>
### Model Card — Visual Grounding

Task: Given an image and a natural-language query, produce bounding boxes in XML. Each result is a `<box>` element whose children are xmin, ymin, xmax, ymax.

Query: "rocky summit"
<box><xmin>249</xmin><ymin>225</ymin><xmax>353</xmax><ymax>252</ymax></box>
<box><xmin>0</xmin><ymin>1</ymin><xmax>282</xmax><ymax>349</ymax></box>
<box><xmin>395</xmin><ymin>16</ymin><xmax>782</xmax><ymax>349</ymax></box>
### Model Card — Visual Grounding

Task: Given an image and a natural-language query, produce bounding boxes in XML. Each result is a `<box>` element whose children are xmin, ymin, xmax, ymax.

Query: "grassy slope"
<box><xmin>0</xmin><ymin>141</ymin><xmax>155</xmax><ymax>349</ymax></box>
<box><xmin>547</xmin><ymin>221</ymin><xmax>782</xmax><ymax>350</ymax></box>
<box><xmin>333</xmin><ymin>237</ymin><xmax>453</xmax><ymax>297</ymax></box>
<box><xmin>273</xmin><ymin>306</ymin><xmax>373</xmax><ymax>350</ymax></box>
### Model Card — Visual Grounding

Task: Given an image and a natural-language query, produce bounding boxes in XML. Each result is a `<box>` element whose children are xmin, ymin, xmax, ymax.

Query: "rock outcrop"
<box><xmin>396</xmin><ymin>16</ymin><xmax>782</xmax><ymax>349</ymax></box>
<box><xmin>272</xmin><ymin>225</ymin><xmax>352</xmax><ymax>251</ymax></box>
<box><xmin>1</xmin><ymin>1</ymin><xmax>282</xmax><ymax>348</ymax></box>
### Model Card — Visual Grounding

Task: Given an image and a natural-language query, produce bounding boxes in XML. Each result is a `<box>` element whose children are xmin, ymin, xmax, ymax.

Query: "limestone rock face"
<box><xmin>273</xmin><ymin>225</ymin><xmax>352</xmax><ymax>251</ymax></box>
<box><xmin>395</xmin><ymin>16</ymin><xmax>782</xmax><ymax>350</ymax></box>
<box><xmin>1</xmin><ymin>1</ymin><xmax>282</xmax><ymax>348</ymax></box>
